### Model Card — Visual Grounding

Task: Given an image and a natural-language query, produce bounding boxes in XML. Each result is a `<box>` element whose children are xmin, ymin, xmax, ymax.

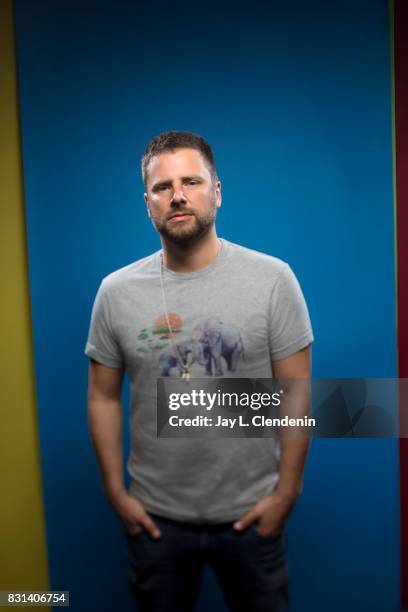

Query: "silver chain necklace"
<box><xmin>159</xmin><ymin>239</ymin><xmax>223</xmax><ymax>380</ymax></box>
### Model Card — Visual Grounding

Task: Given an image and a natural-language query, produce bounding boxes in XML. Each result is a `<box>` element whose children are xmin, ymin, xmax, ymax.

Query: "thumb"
<box><xmin>233</xmin><ymin>508</ymin><xmax>259</xmax><ymax>532</ymax></box>
<box><xmin>140</xmin><ymin>512</ymin><xmax>161</xmax><ymax>539</ymax></box>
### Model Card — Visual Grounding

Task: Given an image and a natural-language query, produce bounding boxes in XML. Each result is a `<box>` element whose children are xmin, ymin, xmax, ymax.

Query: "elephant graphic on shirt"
<box><xmin>193</xmin><ymin>318</ymin><xmax>244</xmax><ymax>376</ymax></box>
<box><xmin>159</xmin><ymin>342</ymin><xmax>194</xmax><ymax>377</ymax></box>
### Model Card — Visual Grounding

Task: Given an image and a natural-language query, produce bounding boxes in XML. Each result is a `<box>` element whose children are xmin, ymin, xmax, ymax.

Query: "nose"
<box><xmin>170</xmin><ymin>188</ymin><xmax>187</xmax><ymax>205</ymax></box>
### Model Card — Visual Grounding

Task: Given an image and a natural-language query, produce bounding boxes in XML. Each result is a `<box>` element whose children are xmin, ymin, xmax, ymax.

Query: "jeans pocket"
<box><xmin>126</xmin><ymin>526</ymin><xmax>144</xmax><ymax>539</ymax></box>
<box><xmin>251</xmin><ymin>523</ymin><xmax>283</xmax><ymax>541</ymax></box>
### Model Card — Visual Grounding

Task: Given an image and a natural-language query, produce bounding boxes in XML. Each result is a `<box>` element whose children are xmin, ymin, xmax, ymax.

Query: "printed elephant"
<box><xmin>159</xmin><ymin>342</ymin><xmax>194</xmax><ymax>377</ymax></box>
<box><xmin>193</xmin><ymin>318</ymin><xmax>244</xmax><ymax>376</ymax></box>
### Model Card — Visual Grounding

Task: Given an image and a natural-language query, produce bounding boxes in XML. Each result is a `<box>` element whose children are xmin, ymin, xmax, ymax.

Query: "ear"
<box><xmin>215</xmin><ymin>180</ymin><xmax>222</xmax><ymax>208</ymax></box>
<box><xmin>144</xmin><ymin>193</ymin><xmax>151</xmax><ymax>218</ymax></box>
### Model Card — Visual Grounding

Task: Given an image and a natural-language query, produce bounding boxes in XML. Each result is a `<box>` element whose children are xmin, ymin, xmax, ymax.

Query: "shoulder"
<box><xmin>101</xmin><ymin>251</ymin><xmax>159</xmax><ymax>292</ymax></box>
<box><xmin>225</xmin><ymin>240</ymin><xmax>289</xmax><ymax>280</ymax></box>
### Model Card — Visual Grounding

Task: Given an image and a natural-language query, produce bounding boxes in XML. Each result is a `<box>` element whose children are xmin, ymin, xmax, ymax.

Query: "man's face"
<box><xmin>144</xmin><ymin>148</ymin><xmax>221</xmax><ymax>245</ymax></box>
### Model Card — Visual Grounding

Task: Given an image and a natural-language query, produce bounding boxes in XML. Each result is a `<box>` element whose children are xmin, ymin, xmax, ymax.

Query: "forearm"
<box><xmin>275</xmin><ymin>376</ymin><xmax>311</xmax><ymax>500</ymax></box>
<box><xmin>87</xmin><ymin>398</ymin><xmax>126</xmax><ymax>502</ymax></box>
<box><xmin>234</xmin><ymin>430</ymin><xmax>310</xmax><ymax>532</ymax></box>
<box><xmin>276</xmin><ymin>436</ymin><xmax>310</xmax><ymax>499</ymax></box>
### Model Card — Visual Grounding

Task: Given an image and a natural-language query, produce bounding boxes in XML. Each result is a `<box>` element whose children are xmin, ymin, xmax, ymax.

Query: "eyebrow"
<box><xmin>151</xmin><ymin>175</ymin><xmax>203</xmax><ymax>192</ymax></box>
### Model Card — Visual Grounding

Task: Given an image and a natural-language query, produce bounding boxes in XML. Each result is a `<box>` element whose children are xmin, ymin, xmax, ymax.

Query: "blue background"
<box><xmin>15</xmin><ymin>0</ymin><xmax>398</xmax><ymax>610</ymax></box>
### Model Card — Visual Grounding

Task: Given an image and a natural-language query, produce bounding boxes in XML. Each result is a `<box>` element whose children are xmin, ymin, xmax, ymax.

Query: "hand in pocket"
<box><xmin>110</xmin><ymin>491</ymin><xmax>161</xmax><ymax>539</ymax></box>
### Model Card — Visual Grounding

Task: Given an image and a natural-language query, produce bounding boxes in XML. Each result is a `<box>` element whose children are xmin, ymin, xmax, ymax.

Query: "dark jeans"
<box><xmin>125</xmin><ymin>513</ymin><xmax>289</xmax><ymax>612</ymax></box>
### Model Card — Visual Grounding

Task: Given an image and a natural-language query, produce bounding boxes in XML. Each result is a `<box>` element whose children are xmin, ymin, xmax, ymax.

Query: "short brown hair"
<box><xmin>142</xmin><ymin>130</ymin><xmax>217</xmax><ymax>186</ymax></box>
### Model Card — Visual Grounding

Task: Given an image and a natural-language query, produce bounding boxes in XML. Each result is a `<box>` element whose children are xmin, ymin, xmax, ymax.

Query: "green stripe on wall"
<box><xmin>0</xmin><ymin>0</ymin><xmax>50</xmax><ymax>603</ymax></box>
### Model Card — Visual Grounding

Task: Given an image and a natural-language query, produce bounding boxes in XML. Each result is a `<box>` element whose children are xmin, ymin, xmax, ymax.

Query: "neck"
<box><xmin>161</xmin><ymin>228</ymin><xmax>221</xmax><ymax>272</ymax></box>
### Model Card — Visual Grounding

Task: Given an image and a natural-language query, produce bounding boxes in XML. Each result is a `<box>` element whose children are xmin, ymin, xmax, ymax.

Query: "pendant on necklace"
<box><xmin>181</xmin><ymin>370</ymin><xmax>190</xmax><ymax>381</ymax></box>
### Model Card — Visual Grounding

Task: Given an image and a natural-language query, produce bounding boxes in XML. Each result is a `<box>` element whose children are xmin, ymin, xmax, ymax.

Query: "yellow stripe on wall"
<box><xmin>0</xmin><ymin>0</ymin><xmax>50</xmax><ymax>605</ymax></box>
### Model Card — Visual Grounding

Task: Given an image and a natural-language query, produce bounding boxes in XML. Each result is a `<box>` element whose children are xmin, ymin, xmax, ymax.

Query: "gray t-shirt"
<box><xmin>85</xmin><ymin>239</ymin><xmax>314</xmax><ymax>523</ymax></box>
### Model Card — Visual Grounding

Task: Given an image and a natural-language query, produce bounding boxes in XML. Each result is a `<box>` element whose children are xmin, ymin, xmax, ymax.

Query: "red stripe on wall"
<box><xmin>395</xmin><ymin>0</ymin><xmax>408</xmax><ymax>605</ymax></box>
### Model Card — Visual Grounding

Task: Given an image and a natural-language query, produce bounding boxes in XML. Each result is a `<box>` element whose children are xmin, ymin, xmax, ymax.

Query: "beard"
<box><xmin>153</xmin><ymin>196</ymin><xmax>218</xmax><ymax>246</ymax></box>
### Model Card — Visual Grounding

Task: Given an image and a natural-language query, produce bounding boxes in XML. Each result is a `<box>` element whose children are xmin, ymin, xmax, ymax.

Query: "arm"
<box><xmin>87</xmin><ymin>358</ymin><xmax>161</xmax><ymax>538</ymax></box>
<box><xmin>87</xmin><ymin>358</ymin><xmax>126</xmax><ymax>500</ymax></box>
<box><xmin>233</xmin><ymin>345</ymin><xmax>312</xmax><ymax>535</ymax></box>
<box><xmin>273</xmin><ymin>344</ymin><xmax>312</xmax><ymax>502</ymax></box>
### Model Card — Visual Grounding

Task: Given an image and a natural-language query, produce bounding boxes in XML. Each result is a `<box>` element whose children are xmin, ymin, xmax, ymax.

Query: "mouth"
<box><xmin>168</xmin><ymin>213</ymin><xmax>194</xmax><ymax>223</ymax></box>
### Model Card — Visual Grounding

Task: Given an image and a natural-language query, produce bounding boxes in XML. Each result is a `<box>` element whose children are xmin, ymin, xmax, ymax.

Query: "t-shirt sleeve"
<box><xmin>268</xmin><ymin>264</ymin><xmax>314</xmax><ymax>361</ymax></box>
<box><xmin>84</xmin><ymin>280</ymin><xmax>125</xmax><ymax>368</ymax></box>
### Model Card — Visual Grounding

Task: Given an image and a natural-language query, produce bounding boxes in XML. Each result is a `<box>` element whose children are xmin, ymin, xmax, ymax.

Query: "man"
<box><xmin>85</xmin><ymin>131</ymin><xmax>314</xmax><ymax>611</ymax></box>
